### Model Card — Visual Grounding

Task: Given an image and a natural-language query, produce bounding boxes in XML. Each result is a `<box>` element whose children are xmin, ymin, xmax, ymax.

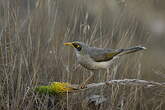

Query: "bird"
<box><xmin>64</xmin><ymin>41</ymin><xmax>146</xmax><ymax>88</ymax></box>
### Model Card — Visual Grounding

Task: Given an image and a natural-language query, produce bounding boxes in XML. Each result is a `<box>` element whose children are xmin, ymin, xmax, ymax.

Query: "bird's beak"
<box><xmin>64</xmin><ymin>42</ymin><xmax>73</xmax><ymax>47</ymax></box>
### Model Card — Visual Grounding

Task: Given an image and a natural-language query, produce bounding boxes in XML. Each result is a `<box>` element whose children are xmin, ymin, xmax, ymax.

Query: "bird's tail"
<box><xmin>119</xmin><ymin>46</ymin><xmax>146</xmax><ymax>56</ymax></box>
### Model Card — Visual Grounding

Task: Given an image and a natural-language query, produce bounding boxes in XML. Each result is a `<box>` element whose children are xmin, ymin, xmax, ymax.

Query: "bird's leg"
<box><xmin>72</xmin><ymin>64</ymin><xmax>81</xmax><ymax>72</ymax></box>
<box><xmin>106</xmin><ymin>68</ymin><xmax>110</xmax><ymax>81</ymax></box>
<box><xmin>79</xmin><ymin>71</ymin><xmax>94</xmax><ymax>89</ymax></box>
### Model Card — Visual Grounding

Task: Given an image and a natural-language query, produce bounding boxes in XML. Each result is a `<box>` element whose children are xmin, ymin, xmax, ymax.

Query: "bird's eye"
<box><xmin>76</xmin><ymin>44</ymin><xmax>80</xmax><ymax>48</ymax></box>
<box><xmin>73</xmin><ymin>43</ymin><xmax>79</xmax><ymax>48</ymax></box>
<box><xmin>73</xmin><ymin>43</ymin><xmax>82</xmax><ymax>51</ymax></box>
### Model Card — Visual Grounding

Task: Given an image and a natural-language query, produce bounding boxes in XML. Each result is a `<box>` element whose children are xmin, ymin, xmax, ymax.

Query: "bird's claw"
<box><xmin>78</xmin><ymin>84</ymin><xmax>87</xmax><ymax>89</ymax></box>
<box><xmin>105</xmin><ymin>81</ymin><xmax>110</xmax><ymax>85</ymax></box>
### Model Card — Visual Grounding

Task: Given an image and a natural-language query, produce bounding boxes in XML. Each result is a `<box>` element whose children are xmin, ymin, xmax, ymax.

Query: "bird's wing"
<box><xmin>88</xmin><ymin>48</ymin><xmax>124</xmax><ymax>62</ymax></box>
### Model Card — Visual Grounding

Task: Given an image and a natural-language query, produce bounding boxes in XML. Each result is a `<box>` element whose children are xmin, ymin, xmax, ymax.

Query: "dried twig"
<box><xmin>80</xmin><ymin>79</ymin><xmax>165</xmax><ymax>90</ymax></box>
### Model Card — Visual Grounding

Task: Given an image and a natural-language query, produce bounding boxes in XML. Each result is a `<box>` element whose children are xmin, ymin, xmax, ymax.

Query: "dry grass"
<box><xmin>0</xmin><ymin>0</ymin><xmax>165</xmax><ymax>110</ymax></box>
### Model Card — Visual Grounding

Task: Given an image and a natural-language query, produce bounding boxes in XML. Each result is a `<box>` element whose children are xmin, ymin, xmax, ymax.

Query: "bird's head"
<box><xmin>64</xmin><ymin>41</ymin><xmax>89</xmax><ymax>54</ymax></box>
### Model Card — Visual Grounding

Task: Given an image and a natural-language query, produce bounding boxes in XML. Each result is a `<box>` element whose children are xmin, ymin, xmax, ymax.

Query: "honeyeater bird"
<box><xmin>64</xmin><ymin>41</ymin><xmax>146</xmax><ymax>88</ymax></box>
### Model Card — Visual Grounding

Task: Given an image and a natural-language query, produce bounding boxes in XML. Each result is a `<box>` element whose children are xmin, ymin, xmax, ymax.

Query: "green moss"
<box><xmin>35</xmin><ymin>86</ymin><xmax>56</xmax><ymax>95</ymax></box>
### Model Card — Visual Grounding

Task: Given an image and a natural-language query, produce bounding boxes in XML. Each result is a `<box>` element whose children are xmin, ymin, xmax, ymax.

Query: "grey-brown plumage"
<box><xmin>64</xmin><ymin>41</ymin><xmax>146</xmax><ymax>88</ymax></box>
<box><xmin>64</xmin><ymin>41</ymin><xmax>146</xmax><ymax>70</ymax></box>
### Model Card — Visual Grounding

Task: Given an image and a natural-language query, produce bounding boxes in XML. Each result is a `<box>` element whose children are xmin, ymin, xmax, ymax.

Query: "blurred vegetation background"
<box><xmin>0</xmin><ymin>0</ymin><xmax>165</xmax><ymax>109</ymax></box>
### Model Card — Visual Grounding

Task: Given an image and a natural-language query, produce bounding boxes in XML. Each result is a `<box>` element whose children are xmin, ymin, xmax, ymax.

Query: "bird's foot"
<box><xmin>78</xmin><ymin>84</ymin><xmax>87</xmax><ymax>89</ymax></box>
<box><xmin>105</xmin><ymin>81</ymin><xmax>110</xmax><ymax>85</ymax></box>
